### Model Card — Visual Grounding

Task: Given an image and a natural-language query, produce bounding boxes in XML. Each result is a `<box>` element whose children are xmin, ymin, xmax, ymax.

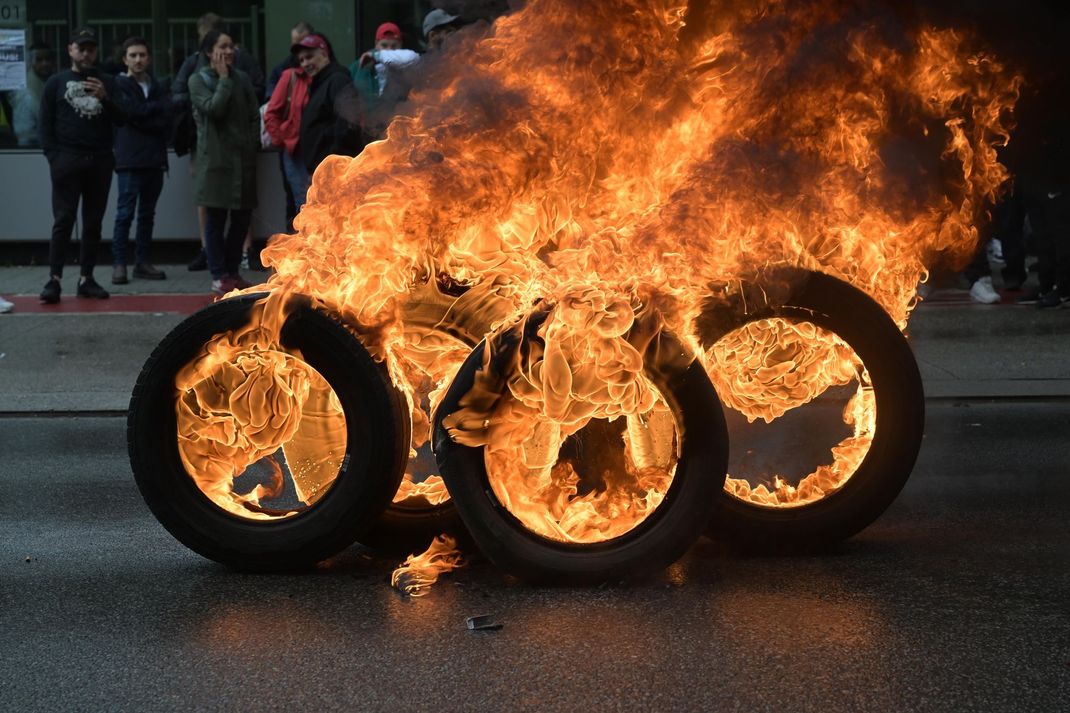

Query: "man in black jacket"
<box><xmin>111</xmin><ymin>37</ymin><xmax>170</xmax><ymax>284</ymax></box>
<box><xmin>38</xmin><ymin>27</ymin><xmax>124</xmax><ymax>303</ymax></box>
<box><xmin>293</xmin><ymin>34</ymin><xmax>363</xmax><ymax>175</ymax></box>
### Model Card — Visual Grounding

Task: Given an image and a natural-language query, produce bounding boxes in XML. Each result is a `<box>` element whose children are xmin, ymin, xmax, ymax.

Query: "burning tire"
<box><xmin>358</xmin><ymin>279</ymin><xmax>509</xmax><ymax>552</ymax></box>
<box><xmin>128</xmin><ymin>293</ymin><xmax>410</xmax><ymax>570</ymax></box>
<box><xmin>699</xmin><ymin>270</ymin><xmax>924</xmax><ymax>551</ymax></box>
<box><xmin>432</xmin><ymin>316</ymin><xmax>729</xmax><ymax>585</ymax></box>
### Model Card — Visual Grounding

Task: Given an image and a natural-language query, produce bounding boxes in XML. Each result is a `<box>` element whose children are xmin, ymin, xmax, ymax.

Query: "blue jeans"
<box><xmin>281</xmin><ymin>151</ymin><xmax>310</xmax><ymax>212</ymax></box>
<box><xmin>112</xmin><ymin>168</ymin><xmax>165</xmax><ymax>267</ymax></box>
<box><xmin>204</xmin><ymin>207</ymin><xmax>253</xmax><ymax>279</ymax></box>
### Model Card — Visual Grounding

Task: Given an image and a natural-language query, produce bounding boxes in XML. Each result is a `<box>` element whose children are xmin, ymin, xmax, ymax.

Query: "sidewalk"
<box><xmin>0</xmin><ymin>263</ymin><xmax>243</xmax><ymax>314</ymax></box>
<box><xmin>0</xmin><ymin>263</ymin><xmax>1068</xmax><ymax>413</ymax></box>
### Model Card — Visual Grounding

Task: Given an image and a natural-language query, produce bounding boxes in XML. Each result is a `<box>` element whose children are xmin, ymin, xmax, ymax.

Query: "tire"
<box><xmin>359</xmin><ymin>281</ymin><xmax>509</xmax><ymax>553</ymax></box>
<box><xmin>128</xmin><ymin>293</ymin><xmax>410</xmax><ymax>570</ymax></box>
<box><xmin>432</xmin><ymin>323</ymin><xmax>730</xmax><ymax>585</ymax></box>
<box><xmin>701</xmin><ymin>270</ymin><xmax>925</xmax><ymax>551</ymax></box>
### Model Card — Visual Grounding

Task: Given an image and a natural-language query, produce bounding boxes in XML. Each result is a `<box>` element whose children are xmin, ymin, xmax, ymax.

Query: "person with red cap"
<box><xmin>293</xmin><ymin>33</ymin><xmax>363</xmax><ymax>175</ymax></box>
<box><xmin>350</xmin><ymin>22</ymin><xmax>420</xmax><ymax>140</ymax></box>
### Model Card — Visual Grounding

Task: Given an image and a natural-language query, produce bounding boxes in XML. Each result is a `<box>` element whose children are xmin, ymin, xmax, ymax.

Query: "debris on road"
<box><xmin>466</xmin><ymin>615</ymin><xmax>503</xmax><ymax>631</ymax></box>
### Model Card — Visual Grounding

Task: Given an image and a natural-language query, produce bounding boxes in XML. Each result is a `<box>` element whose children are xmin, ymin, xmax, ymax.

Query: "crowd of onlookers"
<box><xmin>0</xmin><ymin>8</ymin><xmax>466</xmax><ymax>309</ymax></box>
<box><xmin>0</xmin><ymin>6</ymin><xmax>1066</xmax><ymax>313</ymax></box>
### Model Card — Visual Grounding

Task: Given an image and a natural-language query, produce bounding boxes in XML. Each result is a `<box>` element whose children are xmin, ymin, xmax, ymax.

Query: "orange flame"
<box><xmin>177</xmin><ymin>2</ymin><xmax>1020</xmax><ymax>533</ymax></box>
<box><xmin>390</xmin><ymin>535</ymin><xmax>465</xmax><ymax>597</ymax></box>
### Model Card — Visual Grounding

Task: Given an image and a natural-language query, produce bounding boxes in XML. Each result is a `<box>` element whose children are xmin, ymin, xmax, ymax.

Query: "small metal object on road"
<box><xmin>466</xmin><ymin>615</ymin><xmax>503</xmax><ymax>631</ymax></box>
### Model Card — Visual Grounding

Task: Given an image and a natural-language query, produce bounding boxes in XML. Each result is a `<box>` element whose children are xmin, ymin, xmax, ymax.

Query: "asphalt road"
<box><xmin>1</xmin><ymin>402</ymin><xmax>1068</xmax><ymax>712</ymax></box>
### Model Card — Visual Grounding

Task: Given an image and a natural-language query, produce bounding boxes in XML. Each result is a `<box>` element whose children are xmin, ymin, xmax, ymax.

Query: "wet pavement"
<box><xmin>1</xmin><ymin>403</ymin><xmax>1068</xmax><ymax>712</ymax></box>
<box><xmin>1</xmin><ymin>265</ymin><xmax>1069</xmax><ymax>710</ymax></box>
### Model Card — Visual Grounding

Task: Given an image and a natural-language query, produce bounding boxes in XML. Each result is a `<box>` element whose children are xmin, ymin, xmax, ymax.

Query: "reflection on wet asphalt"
<box><xmin>1</xmin><ymin>402</ymin><xmax>1067</xmax><ymax>711</ymax></box>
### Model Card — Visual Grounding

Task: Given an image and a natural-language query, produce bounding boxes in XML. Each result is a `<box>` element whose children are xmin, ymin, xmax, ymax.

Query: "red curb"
<box><xmin>2</xmin><ymin>294</ymin><xmax>216</xmax><ymax>315</ymax></box>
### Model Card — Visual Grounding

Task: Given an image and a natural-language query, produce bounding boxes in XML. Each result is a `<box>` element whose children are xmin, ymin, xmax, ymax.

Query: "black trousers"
<box><xmin>48</xmin><ymin>151</ymin><xmax>115</xmax><ymax>278</ymax></box>
<box><xmin>995</xmin><ymin>185</ymin><xmax>1028</xmax><ymax>286</ymax></box>
<box><xmin>1023</xmin><ymin>182</ymin><xmax>1070</xmax><ymax>296</ymax></box>
<box><xmin>203</xmin><ymin>207</ymin><xmax>253</xmax><ymax>279</ymax></box>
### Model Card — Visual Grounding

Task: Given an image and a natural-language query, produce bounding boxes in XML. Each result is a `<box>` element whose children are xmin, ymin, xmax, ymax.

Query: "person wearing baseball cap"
<box><xmin>375</xmin><ymin>22</ymin><xmax>403</xmax><ymax>50</ymax></box>
<box><xmin>292</xmin><ymin>33</ymin><xmax>363</xmax><ymax>174</ymax></box>
<box><xmin>38</xmin><ymin>25</ymin><xmax>124</xmax><ymax>303</ymax></box>
<box><xmin>69</xmin><ymin>27</ymin><xmax>98</xmax><ymax>47</ymax></box>
<box><xmin>350</xmin><ymin>21</ymin><xmax>420</xmax><ymax>139</ymax></box>
<box><xmin>423</xmin><ymin>9</ymin><xmax>462</xmax><ymax>50</ymax></box>
<box><xmin>290</xmin><ymin>32</ymin><xmax>333</xmax><ymax>58</ymax></box>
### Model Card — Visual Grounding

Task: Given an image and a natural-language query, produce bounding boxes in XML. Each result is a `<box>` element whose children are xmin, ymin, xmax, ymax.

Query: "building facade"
<box><xmin>0</xmin><ymin>0</ymin><xmax>454</xmax><ymax>242</ymax></box>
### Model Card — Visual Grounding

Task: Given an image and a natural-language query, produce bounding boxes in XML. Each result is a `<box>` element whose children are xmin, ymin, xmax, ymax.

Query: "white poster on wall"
<box><xmin>0</xmin><ymin>28</ymin><xmax>25</xmax><ymax>91</ymax></box>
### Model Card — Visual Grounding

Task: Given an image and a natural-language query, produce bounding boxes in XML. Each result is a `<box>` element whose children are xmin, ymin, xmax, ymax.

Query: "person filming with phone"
<box><xmin>38</xmin><ymin>27</ymin><xmax>125</xmax><ymax>304</ymax></box>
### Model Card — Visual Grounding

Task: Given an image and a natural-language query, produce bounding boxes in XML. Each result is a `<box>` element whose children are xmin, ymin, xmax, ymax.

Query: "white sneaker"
<box><xmin>0</xmin><ymin>296</ymin><xmax>13</xmax><ymax>314</ymax></box>
<box><xmin>986</xmin><ymin>238</ymin><xmax>1005</xmax><ymax>265</ymax></box>
<box><xmin>969</xmin><ymin>276</ymin><xmax>1000</xmax><ymax>304</ymax></box>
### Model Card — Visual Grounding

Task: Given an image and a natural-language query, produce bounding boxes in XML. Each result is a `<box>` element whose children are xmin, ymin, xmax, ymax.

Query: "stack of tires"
<box><xmin>128</xmin><ymin>270</ymin><xmax>923</xmax><ymax>582</ymax></box>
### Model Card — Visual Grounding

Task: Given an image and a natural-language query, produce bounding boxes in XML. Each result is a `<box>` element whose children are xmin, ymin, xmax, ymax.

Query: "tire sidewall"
<box><xmin>707</xmin><ymin>272</ymin><xmax>926</xmax><ymax>548</ymax></box>
<box><xmin>128</xmin><ymin>294</ymin><xmax>409</xmax><ymax>569</ymax></box>
<box><xmin>434</xmin><ymin>338</ymin><xmax>729</xmax><ymax>584</ymax></box>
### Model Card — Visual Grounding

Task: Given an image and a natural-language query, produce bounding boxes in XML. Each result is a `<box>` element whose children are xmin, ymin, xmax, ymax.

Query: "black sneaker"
<box><xmin>40</xmin><ymin>278</ymin><xmax>61</xmax><ymax>304</ymax></box>
<box><xmin>133</xmin><ymin>263</ymin><xmax>167</xmax><ymax>280</ymax></box>
<box><xmin>1036</xmin><ymin>291</ymin><xmax>1065</xmax><ymax>309</ymax></box>
<box><xmin>77</xmin><ymin>277</ymin><xmax>110</xmax><ymax>299</ymax></box>
<box><xmin>188</xmin><ymin>251</ymin><xmax>208</xmax><ymax>272</ymax></box>
<box><xmin>1017</xmin><ymin>289</ymin><xmax>1042</xmax><ymax>305</ymax></box>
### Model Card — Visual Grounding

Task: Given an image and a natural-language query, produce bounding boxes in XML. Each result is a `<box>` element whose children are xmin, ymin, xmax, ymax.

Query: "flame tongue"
<box><xmin>390</xmin><ymin>535</ymin><xmax>465</xmax><ymax>597</ymax></box>
<box><xmin>182</xmin><ymin>2</ymin><xmax>1021</xmax><ymax>532</ymax></box>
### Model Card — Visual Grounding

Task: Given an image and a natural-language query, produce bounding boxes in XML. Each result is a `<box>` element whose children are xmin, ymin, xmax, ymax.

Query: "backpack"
<box><xmin>174</xmin><ymin>67</ymin><xmax>219</xmax><ymax>157</ymax></box>
<box><xmin>172</xmin><ymin>110</ymin><xmax>196</xmax><ymax>157</ymax></box>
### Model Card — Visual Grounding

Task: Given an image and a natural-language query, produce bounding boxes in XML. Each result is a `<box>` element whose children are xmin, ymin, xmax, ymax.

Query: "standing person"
<box><xmin>38</xmin><ymin>28</ymin><xmax>124</xmax><ymax>304</ymax></box>
<box><xmin>293</xmin><ymin>34</ymin><xmax>363</xmax><ymax>176</ymax></box>
<box><xmin>173</xmin><ymin>13</ymin><xmax>265</xmax><ymax>105</ymax></box>
<box><xmin>1006</xmin><ymin>66</ymin><xmax>1070</xmax><ymax>308</ymax></box>
<box><xmin>350</xmin><ymin>22</ymin><xmax>420</xmax><ymax>141</ymax></box>
<box><xmin>264</xmin><ymin>58</ymin><xmax>312</xmax><ymax>214</ymax></box>
<box><xmin>172</xmin><ymin>12</ymin><xmax>265</xmax><ymax>271</ymax></box>
<box><xmin>111</xmin><ymin>37</ymin><xmax>170</xmax><ymax>284</ymax></box>
<box><xmin>266</xmin><ymin>21</ymin><xmax>313</xmax><ymax>99</ymax></box>
<box><xmin>423</xmin><ymin>9</ymin><xmax>463</xmax><ymax>51</ymax></box>
<box><xmin>11</xmin><ymin>44</ymin><xmax>57</xmax><ymax>147</ymax></box>
<box><xmin>189</xmin><ymin>30</ymin><xmax>259</xmax><ymax>294</ymax></box>
<box><xmin>265</xmin><ymin>21</ymin><xmax>314</xmax><ymax>231</ymax></box>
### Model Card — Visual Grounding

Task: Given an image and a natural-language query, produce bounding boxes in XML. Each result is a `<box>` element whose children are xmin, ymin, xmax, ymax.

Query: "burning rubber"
<box><xmin>129</xmin><ymin>0</ymin><xmax>1019</xmax><ymax>584</ymax></box>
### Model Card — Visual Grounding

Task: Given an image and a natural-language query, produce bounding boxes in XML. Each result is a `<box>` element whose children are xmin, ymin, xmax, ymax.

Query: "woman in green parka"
<box><xmin>188</xmin><ymin>29</ymin><xmax>259</xmax><ymax>294</ymax></box>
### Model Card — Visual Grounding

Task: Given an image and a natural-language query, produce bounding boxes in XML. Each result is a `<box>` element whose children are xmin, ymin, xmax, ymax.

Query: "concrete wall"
<box><xmin>0</xmin><ymin>150</ymin><xmax>287</xmax><ymax>242</ymax></box>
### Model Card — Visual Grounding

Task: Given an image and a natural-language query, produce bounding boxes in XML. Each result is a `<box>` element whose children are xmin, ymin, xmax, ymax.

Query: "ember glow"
<box><xmin>175</xmin><ymin>296</ymin><xmax>349</xmax><ymax>519</ymax></box>
<box><xmin>709</xmin><ymin>318</ymin><xmax>874</xmax><ymax>507</ymax></box>
<box><xmin>177</xmin><ymin>1</ymin><xmax>1018</xmax><ymax>536</ymax></box>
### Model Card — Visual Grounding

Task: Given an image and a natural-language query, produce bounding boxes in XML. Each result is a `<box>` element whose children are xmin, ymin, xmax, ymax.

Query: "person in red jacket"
<box><xmin>264</xmin><ymin>59</ymin><xmax>312</xmax><ymax>213</ymax></box>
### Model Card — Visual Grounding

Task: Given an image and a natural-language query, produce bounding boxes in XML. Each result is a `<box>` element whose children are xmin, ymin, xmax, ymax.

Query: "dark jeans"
<box><xmin>995</xmin><ymin>186</ymin><xmax>1028</xmax><ymax>286</ymax></box>
<box><xmin>48</xmin><ymin>151</ymin><xmax>115</xmax><ymax>278</ymax></box>
<box><xmin>1023</xmin><ymin>182</ymin><xmax>1070</xmax><ymax>296</ymax></box>
<box><xmin>278</xmin><ymin>152</ymin><xmax>296</xmax><ymax>232</ymax></box>
<box><xmin>963</xmin><ymin>244</ymin><xmax>991</xmax><ymax>284</ymax></box>
<box><xmin>204</xmin><ymin>207</ymin><xmax>253</xmax><ymax>279</ymax></box>
<box><xmin>112</xmin><ymin>168</ymin><xmax>165</xmax><ymax>267</ymax></box>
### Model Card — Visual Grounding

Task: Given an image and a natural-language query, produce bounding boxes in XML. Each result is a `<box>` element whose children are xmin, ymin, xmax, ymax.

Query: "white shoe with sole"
<box><xmin>0</xmin><ymin>296</ymin><xmax>13</xmax><ymax>314</ymax></box>
<box><xmin>969</xmin><ymin>276</ymin><xmax>1000</xmax><ymax>304</ymax></box>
